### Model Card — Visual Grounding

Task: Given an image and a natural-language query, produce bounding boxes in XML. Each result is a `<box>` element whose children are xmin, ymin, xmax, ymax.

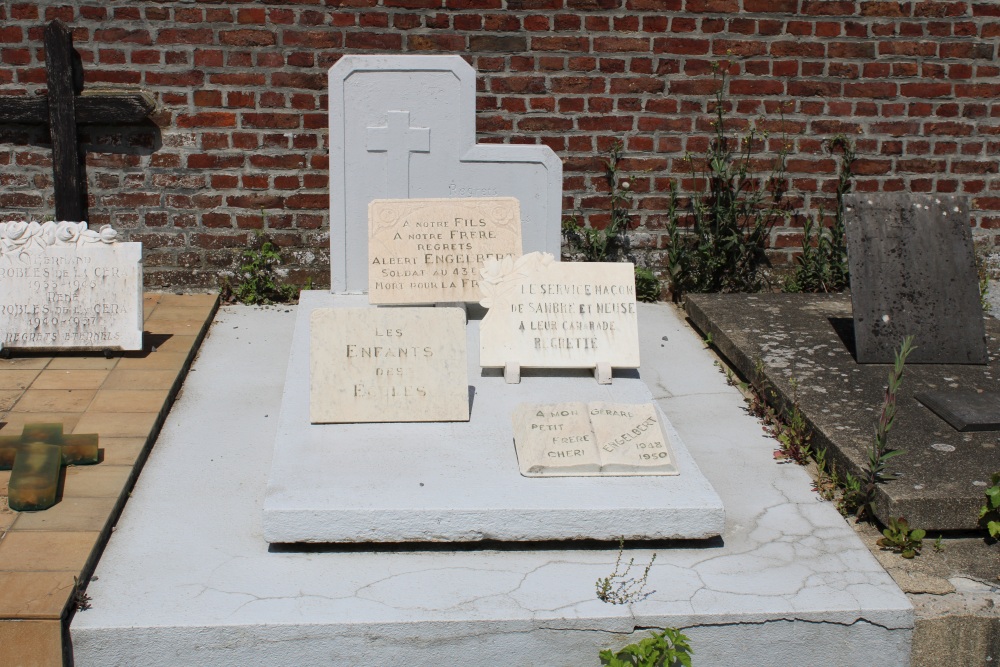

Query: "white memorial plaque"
<box><xmin>310</xmin><ymin>307</ymin><xmax>469</xmax><ymax>423</ymax></box>
<box><xmin>479</xmin><ymin>252</ymin><xmax>640</xmax><ymax>369</ymax></box>
<box><xmin>368</xmin><ymin>197</ymin><xmax>522</xmax><ymax>304</ymax></box>
<box><xmin>0</xmin><ymin>221</ymin><xmax>142</xmax><ymax>352</ymax></box>
<box><xmin>512</xmin><ymin>402</ymin><xmax>678</xmax><ymax>477</ymax></box>
<box><xmin>328</xmin><ymin>55</ymin><xmax>562</xmax><ymax>293</ymax></box>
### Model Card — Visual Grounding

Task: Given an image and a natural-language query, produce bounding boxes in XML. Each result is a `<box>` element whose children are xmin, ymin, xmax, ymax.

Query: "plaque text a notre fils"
<box><xmin>368</xmin><ymin>197</ymin><xmax>522</xmax><ymax>304</ymax></box>
<box><xmin>479</xmin><ymin>252</ymin><xmax>640</xmax><ymax>370</ymax></box>
<box><xmin>309</xmin><ymin>307</ymin><xmax>469</xmax><ymax>424</ymax></box>
<box><xmin>0</xmin><ymin>221</ymin><xmax>142</xmax><ymax>352</ymax></box>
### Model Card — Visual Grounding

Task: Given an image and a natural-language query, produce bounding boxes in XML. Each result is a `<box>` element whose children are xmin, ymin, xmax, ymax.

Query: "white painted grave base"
<box><xmin>264</xmin><ymin>291</ymin><xmax>723</xmax><ymax>543</ymax></box>
<box><xmin>70</xmin><ymin>303</ymin><xmax>912</xmax><ymax>667</ymax></box>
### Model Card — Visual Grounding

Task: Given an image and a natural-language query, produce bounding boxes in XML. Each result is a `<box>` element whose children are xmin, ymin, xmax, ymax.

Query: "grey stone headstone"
<box><xmin>328</xmin><ymin>55</ymin><xmax>564</xmax><ymax>294</ymax></box>
<box><xmin>915</xmin><ymin>390</ymin><xmax>1000</xmax><ymax>432</ymax></box>
<box><xmin>844</xmin><ymin>194</ymin><xmax>987</xmax><ymax>364</ymax></box>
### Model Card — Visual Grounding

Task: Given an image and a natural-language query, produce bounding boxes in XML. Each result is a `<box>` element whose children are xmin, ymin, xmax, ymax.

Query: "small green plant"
<box><xmin>785</xmin><ymin>136</ymin><xmax>855</xmax><ymax>294</ymax></box>
<box><xmin>665</xmin><ymin>65</ymin><xmax>789</xmax><ymax>299</ymax></box>
<box><xmin>772</xmin><ymin>378</ymin><xmax>814</xmax><ymax>465</ymax></box>
<box><xmin>596</xmin><ymin>538</ymin><xmax>657</xmax><ymax>605</ymax></box>
<box><xmin>974</xmin><ymin>238</ymin><xmax>994</xmax><ymax>313</ymax></box>
<box><xmin>849</xmin><ymin>336</ymin><xmax>915</xmax><ymax>519</ymax></box>
<box><xmin>221</xmin><ymin>229</ymin><xmax>299</xmax><ymax>305</ymax></box>
<box><xmin>978</xmin><ymin>471</ymin><xmax>1000</xmax><ymax>539</ymax></box>
<box><xmin>73</xmin><ymin>576</ymin><xmax>92</xmax><ymax>611</ymax></box>
<box><xmin>877</xmin><ymin>516</ymin><xmax>926</xmax><ymax>558</ymax></box>
<box><xmin>564</xmin><ymin>142</ymin><xmax>662</xmax><ymax>301</ymax></box>
<box><xmin>600</xmin><ymin>627</ymin><xmax>693</xmax><ymax>667</ymax></box>
<box><xmin>933</xmin><ymin>534</ymin><xmax>945</xmax><ymax>553</ymax></box>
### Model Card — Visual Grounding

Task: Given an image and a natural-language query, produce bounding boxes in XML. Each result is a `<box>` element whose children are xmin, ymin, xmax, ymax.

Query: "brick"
<box><xmin>220</xmin><ymin>29</ymin><xmax>276</xmax><ymax>47</ymax></box>
<box><xmin>653</xmin><ymin>37</ymin><xmax>710</xmax><ymax>55</ymax></box>
<box><xmin>900</xmin><ymin>82</ymin><xmax>953</xmax><ymax>97</ymax></box>
<box><xmin>156</xmin><ymin>28</ymin><xmax>213</xmax><ymax>45</ymax></box>
<box><xmin>609</xmin><ymin>77</ymin><xmax>665</xmax><ymax>93</ymax></box>
<box><xmin>283</xmin><ymin>30</ymin><xmax>343</xmax><ymax>49</ymax></box>
<box><xmin>469</xmin><ymin>35</ymin><xmax>527</xmax><ymax>52</ymax></box>
<box><xmin>593</xmin><ymin>37</ymin><xmax>649</xmax><ymax>51</ymax></box>
<box><xmin>344</xmin><ymin>32</ymin><xmax>402</xmax><ymax>49</ymax></box>
<box><xmin>177</xmin><ymin>112</ymin><xmax>237</xmax><ymax>128</ymax></box>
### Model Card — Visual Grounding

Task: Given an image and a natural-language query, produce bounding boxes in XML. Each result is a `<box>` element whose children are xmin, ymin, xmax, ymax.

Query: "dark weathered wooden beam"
<box><xmin>0</xmin><ymin>92</ymin><xmax>155</xmax><ymax>125</ymax></box>
<box><xmin>45</xmin><ymin>19</ymin><xmax>86</xmax><ymax>222</ymax></box>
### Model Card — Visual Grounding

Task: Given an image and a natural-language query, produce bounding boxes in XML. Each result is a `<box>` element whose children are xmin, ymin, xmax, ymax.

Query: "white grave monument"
<box><xmin>329</xmin><ymin>55</ymin><xmax>562</xmax><ymax>293</ymax></box>
<box><xmin>0</xmin><ymin>221</ymin><xmax>142</xmax><ymax>352</ymax></box>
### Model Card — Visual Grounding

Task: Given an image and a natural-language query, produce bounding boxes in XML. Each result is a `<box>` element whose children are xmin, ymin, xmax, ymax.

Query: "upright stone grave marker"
<box><xmin>479</xmin><ymin>252</ymin><xmax>640</xmax><ymax>381</ymax></box>
<box><xmin>0</xmin><ymin>221</ymin><xmax>142</xmax><ymax>352</ymax></box>
<box><xmin>310</xmin><ymin>307</ymin><xmax>469</xmax><ymax>423</ymax></box>
<box><xmin>845</xmin><ymin>194</ymin><xmax>987</xmax><ymax>364</ymax></box>
<box><xmin>369</xmin><ymin>197</ymin><xmax>522</xmax><ymax>304</ymax></box>
<box><xmin>328</xmin><ymin>55</ymin><xmax>562</xmax><ymax>293</ymax></box>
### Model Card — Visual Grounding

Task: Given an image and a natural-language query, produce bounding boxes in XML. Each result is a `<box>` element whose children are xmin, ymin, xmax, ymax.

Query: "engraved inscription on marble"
<box><xmin>309</xmin><ymin>307</ymin><xmax>469</xmax><ymax>423</ymax></box>
<box><xmin>479</xmin><ymin>252</ymin><xmax>639</xmax><ymax>369</ymax></box>
<box><xmin>0</xmin><ymin>221</ymin><xmax>142</xmax><ymax>351</ymax></box>
<box><xmin>368</xmin><ymin>197</ymin><xmax>522</xmax><ymax>304</ymax></box>
<box><xmin>512</xmin><ymin>402</ymin><xmax>678</xmax><ymax>477</ymax></box>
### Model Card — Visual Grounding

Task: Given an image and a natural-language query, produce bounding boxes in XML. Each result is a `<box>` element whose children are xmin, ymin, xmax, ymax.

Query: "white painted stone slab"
<box><xmin>71</xmin><ymin>302</ymin><xmax>912</xmax><ymax>667</ymax></box>
<box><xmin>329</xmin><ymin>55</ymin><xmax>562</xmax><ymax>293</ymax></box>
<box><xmin>512</xmin><ymin>402</ymin><xmax>678</xmax><ymax>477</ymax></box>
<box><xmin>310</xmin><ymin>307</ymin><xmax>468</xmax><ymax>423</ymax></box>
<box><xmin>480</xmin><ymin>252</ymin><xmax>639</xmax><ymax>369</ymax></box>
<box><xmin>368</xmin><ymin>197</ymin><xmax>522</xmax><ymax>304</ymax></box>
<box><xmin>0</xmin><ymin>221</ymin><xmax>142</xmax><ymax>352</ymax></box>
<box><xmin>266</xmin><ymin>291</ymin><xmax>720</xmax><ymax>543</ymax></box>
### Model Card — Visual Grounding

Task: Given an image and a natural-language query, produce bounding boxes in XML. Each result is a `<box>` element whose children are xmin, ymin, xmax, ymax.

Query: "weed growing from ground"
<box><xmin>979</xmin><ymin>471</ymin><xmax>1000</xmax><ymax>539</ymax></box>
<box><xmin>596</xmin><ymin>538</ymin><xmax>657</xmax><ymax>605</ymax></box>
<box><xmin>221</xmin><ymin>230</ymin><xmax>299</xmax><ymax>305</ymax></box>
<box><xmin>877</xmin><ymin>516</ymin><xmax>926</xmax><ymax>559</ymax></box>
<box><xmin>600</xmin><ymin>627</ymin><xmax>693</xmax><ymax>667</ymax></box>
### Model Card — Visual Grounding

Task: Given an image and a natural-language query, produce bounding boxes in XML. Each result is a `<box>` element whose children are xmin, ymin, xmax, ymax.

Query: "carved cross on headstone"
<box><xmin>0</xmin><ymin>422</ymin><xmax>99</xmax><ymax>511</ymax></box>
<box><xmin>0</xmin><ymin>19</ymin><xmax>155</xmax><ymax>222</ymax></box>
<box><xmin>365</xmin><ymin>110</ymin><xmax>430</xmax><ymax>198</ymax></box>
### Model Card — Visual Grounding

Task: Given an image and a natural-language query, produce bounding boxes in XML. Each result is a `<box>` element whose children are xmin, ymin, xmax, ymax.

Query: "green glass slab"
<box><xmin>8</xmin><ymin>442</ymin><xmax>61</xmax><ymax>511</ymax></box>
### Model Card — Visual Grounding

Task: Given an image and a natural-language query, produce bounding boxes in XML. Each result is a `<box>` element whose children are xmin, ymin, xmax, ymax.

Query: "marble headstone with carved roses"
<box><xmin>0</xmin><ymin>221</ymin><xmax>143</xmax><ymax>352</ymax></box>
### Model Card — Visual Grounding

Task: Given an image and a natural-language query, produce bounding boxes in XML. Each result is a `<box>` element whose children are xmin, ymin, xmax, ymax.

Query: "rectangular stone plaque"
<box><xmin>512</xmin><ymin>402</ymin><xmax>678</xmax><ymax>477</ymax></box>
<box><xmin>845</xmin><ymin>194</ymin><xmax>987</xmax><ymax>364</ymax></box>
<box><xmin>916</xmin><ymin>390</ymin><xmax>1000</xmax><ymax>432</ymax></box>
<box><xmin>479</xmin><ymin>252</ymin><xmax>639</xmax><ymax>369</ymax></box>
<box><xmin>368</xmin><ymin>197</ymin><xmax>522</xmax><ymax>304</ymax></box>
<box><xmin>309</xmin><ymin>307</ymin><xmax>469</xmax><ymax>423</ymax></box>
<box><xmin>0</xmin><ymin>221</ymin><xmax>142</xmax><ymax>352</ymax></box>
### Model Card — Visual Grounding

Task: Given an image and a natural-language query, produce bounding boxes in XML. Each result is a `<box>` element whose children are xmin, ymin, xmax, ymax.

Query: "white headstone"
<box><xmin>329</xmin><ymin>54</ymin><xmax>563</xmax><ymax>293</ymax></box>
<box><xmin>309</xmin><ymin>306</ymin><xmax>469</xmax><ymax>423</ymax></box>
<box><xmin>479</xmin><ymin>252</ymin><xmax>640</xmax><ymax>369</ymax></box>
<box><xmin>0</xmin><ymin>221</ymin><xmax>142</xmax><ymax>352</ymax></box>
<box><xmin>368</xmin><ymin>197</ymin><xmax>522</xmax><ymax>304</ymax></box>
<box><xmin>511</xmin><ymin>402</ymin><xmax>678</xmax><ymax>477</ymax></box>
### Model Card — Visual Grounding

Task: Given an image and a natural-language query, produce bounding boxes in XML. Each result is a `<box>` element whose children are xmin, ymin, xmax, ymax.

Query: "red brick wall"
<box><xmin>0</xmin><ymin>2</ymin><xmax>997</xmax><ymax>290</ymax></box>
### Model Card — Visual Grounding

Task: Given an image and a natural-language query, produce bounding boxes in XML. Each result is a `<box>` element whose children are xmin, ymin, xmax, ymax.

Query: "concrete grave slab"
<box><xmin>915</xmin><ymin>390</ymin><xmax>1000</xmax><ymax>432</ymax></box>
<box><xmin>329</xmin><ymin>55</ymin><xmax>562</xmax><ymax>293</ymax></box>
<box><xmin>687</xmin><ymin>292</ymin><xmax>1000</xmax><ymax>531</ymax></box>
<box><xmin>0</xmin><ymin>221</ymin><xmax>142</xmax><ymax>352</ymax></box>
<box><xmin>309</xmin><ymin>306</ymin><xmax>469</xmax><ymax>423</ymax></box>
<box><xmin>266</xmin><ymin>291</ymin><xmax>721</xmax><ymax>543</ymax></box>
<box><xmin>844</xmin><ymin>194</ymin><xmax>987</xmax><ymax>364</ymax></box>
<box><xmin>368</xmin><ymin>197</ymin><xmax>522</xmax><ymax>304</ymax></box>
<box><xmin>70</xmin><ymin>302</ymin><xmax>912</xmax><ymax>667</ymax></box>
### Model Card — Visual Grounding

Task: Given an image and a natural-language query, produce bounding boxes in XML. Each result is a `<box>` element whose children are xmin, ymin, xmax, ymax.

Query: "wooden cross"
<box><xmin>0</xmin><ymin>423</ymin><xmax>99</xmax><ymax>511</ymax></box>
<box><xmin>0</xmin><ymin>19</ymin><xmax>155</xmax><ymax>222</ymax></box>
<box><xmin>366</xmin><ymin>110</ymin><xmax>430</xmax><ymax>198</ymax></box>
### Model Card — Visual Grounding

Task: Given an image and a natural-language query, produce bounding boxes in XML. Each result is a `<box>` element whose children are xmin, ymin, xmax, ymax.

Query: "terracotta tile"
<box><xmin>11</xmin><ymin>389</ymin><xmax>96</xmax><ymax>413</ymax></box>
<box><xmin>0</xmin><ymin>391</ymin><xmax>21</xmax><ymax>412</ymax></box>
<box><xmin>144</xmin><ymin>320</ymin><xmax>206</xmax><ymax>337</ymax></box>
<box><xmin>98</xmin><ymin>437</ymin><xmax>147</xmax><ymax>466</ymax></box>
<box><xmin>0</xmin><ymin>531</ymin><xmax>100</xmax><ymax>572</ymax></box>
<box><xmin>0</xmin><ymin>470</ymin><xmax>9</xmax><ymax>496</ymax></box>
<box><xmin>155</xmin><ymin>292</ymin><xmax>219</xmax><ymax>309</ymax></box>
<box><xmin>145</xmin><ymin>334</ymin><xmax>198</xmax><ymax>355</ymax></box>
<box><xmin>115</xmin><ymin>351</ymin><xmax>190</xmax><ymax>371</ymax></box>
<box><xmin>0</xmin><ymin>501</ymin><xmax>15</xmax><ymax>538</ymax></box>
<box><xmin>60</xmin><ymin>465</ymin><xmax>133</xmax><ymax>499</ymax></box>
<box><xmin>0</xmin><ymin>414</ymin><xmax>81</xmax><ymax>436</ymax></box>
<box><xmin>0</xmin><ymin>370</ymin><xmax>42</xmax><ymax>391</ymax></box>
<box><xmin>88</xmin><ymin>390</ymin><xmax>169</xmax><ymax>414</ymax></box>
<box><xmin>102</xmin><ymin>369</ymin><xmax>178</xmax><ymax>391</ymax></box>
<box><xmin>11</xmin><ymin>496</ymin><xmax>117</xmax><ymax>532</ymax></box>
<box><xmin>0</xmin><ymin>619</ymin><xmax>64</xmax><ymax>665</ymax></box>
<box><xmin>45</xmin><ymin>356</ymin><xmax>118</xmax><ymax>371</ymax></box>
<box><xmin>0</xmin><ymin>357</ymin><xmax>50</xmax><ymax>371</ymax></box>
<box><xmin>30</xmin><ymin>370</ymin><xmax>109</xmax><ymax>391</ymax></box>
<box><xmin>0</xmin><ymin>572</ymin><xmax>75</xmax><ymax>619</ymax></box>
<box><xmin>73</xmin><ymin>412</ymin><xmax>159</xmax><ymax>438</ymax></box>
